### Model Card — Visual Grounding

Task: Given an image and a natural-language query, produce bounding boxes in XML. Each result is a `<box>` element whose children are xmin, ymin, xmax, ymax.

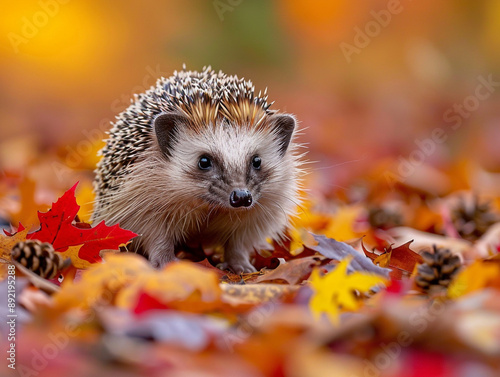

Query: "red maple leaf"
<box><xmin>26</xmin><ymin>183</ymin><xmax>137</xmax><ymax>265</ymax></box>
<box><xmin>362</xmin><ymin>239</ymin><xmax>422</xmax><ymax>279</ymax></box>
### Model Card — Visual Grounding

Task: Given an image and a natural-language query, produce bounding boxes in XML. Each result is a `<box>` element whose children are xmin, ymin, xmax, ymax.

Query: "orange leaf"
<box><xmin>9</xmin><ymin>177</ymin><xmax>48</xmax><ymax>229</ymax></box>
<box><xmin>0</xmin><ymin>227</ymin><xmax>29</xmax><ymax>262</ymax></box>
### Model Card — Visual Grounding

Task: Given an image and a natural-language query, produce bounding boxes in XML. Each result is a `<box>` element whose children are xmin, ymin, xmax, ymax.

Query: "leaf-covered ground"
<box><xmin>1</xmin><ymin>157</ymin><xmax>500</xmax><ymax>377</ymax></box>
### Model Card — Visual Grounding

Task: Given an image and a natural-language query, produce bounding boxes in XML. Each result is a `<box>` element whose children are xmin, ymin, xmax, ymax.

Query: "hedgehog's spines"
<box><xmin>93</xmin><ymin>67</ymin><xmax>280</xmax><ymax>218</ymax></box>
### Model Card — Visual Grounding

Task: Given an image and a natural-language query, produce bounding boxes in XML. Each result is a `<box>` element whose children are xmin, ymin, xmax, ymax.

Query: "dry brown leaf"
<box><xmin>253</xmin><ymin>256</ymin><xmax>321</xmax><ymax>284</ymax></box>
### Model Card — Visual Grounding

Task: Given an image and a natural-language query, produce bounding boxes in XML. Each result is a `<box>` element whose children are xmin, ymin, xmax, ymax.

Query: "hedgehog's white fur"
<box><xmin>92</xmin><ymin>66</ymin><xmax>305</xmax><ymax>273</ymax></box>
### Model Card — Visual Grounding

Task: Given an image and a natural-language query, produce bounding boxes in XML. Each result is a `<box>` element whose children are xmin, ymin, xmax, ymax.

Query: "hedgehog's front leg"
<box><xmin>147</xmin><ymin>237</ymin><xmax>178</xmax><ymax>269</ymax></box>
<box><xmin>220</xmin><ymin>239</ymin><xmax>257</xmax><ymax>274</ymax></box>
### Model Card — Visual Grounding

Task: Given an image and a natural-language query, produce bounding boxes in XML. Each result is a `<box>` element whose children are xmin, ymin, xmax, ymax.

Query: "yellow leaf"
<box><xmin>289</xmin><ymin>227</ymin><xmax>317</xmax><ymax>255</ymax></box>
<box><xmin>287</xmin><ymin>197</ymin><xmax>330</xmax><ymax>253</ymax></box>
<box><xmin>53</xmin><ymin>254</ymin><xmax>223</xmax><ymax>314</ymax></box>
<box><xmin>290</xmin><ymin>198</ymin><xmax>329</xmax><ymax>232</ymax></box>
<box><xmin>117</xmin><ymin>261</ymin><xmax>222</xmax><ymax>312</ymax></box>
<box><xmin>53</xmin><ymin>253</ymin><xmax>151</xmax><ymax>311</ymax></box>
<box><xmin>309</xmin><ymin>257</ymin><xmax>387</xmax><ymax>325</ymax></box>
<box><xmin>0</xmin><ymin>228</ymin><xmax>29</xmax><ymax>262</ymax></box>
<box><xmin>309</xmin><ymin>269</ymin><xmax>340</xmax><ymax>324</ymax></box>
<box><xmin>75</xmin><ymin>181</ymin><xmax>95</xmax><ymax>223</ymax></box>
<box><xmin>324</xmin><ymin>206</ymin><xmax>362</xmax><ymax>242</ymax></box>
<box><xmin>289</xmin><ymin>227</ymin><xmax>305</xmax><ymax>255</ymax></box>
<box><xmin>448</xmin><ymin>260</ymin><xmax>500</xmax><ymax>299</ymax></box>
<box><xmin>56</xmin><ymin>245</ymin><xmax>90</xmax><ymax>269</ymax></box>
<box><xmin>373</xmin><ymin>251</ymin><xmax>391</xmax><ymax>268</ymax></box>
<box><xmin>344</xmin><ymin>272</ymin><xmax>390</xmax><ymax>292</ymax></box>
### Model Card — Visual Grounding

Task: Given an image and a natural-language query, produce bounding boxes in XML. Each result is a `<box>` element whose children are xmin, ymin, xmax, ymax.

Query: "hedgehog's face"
<box><xmin>154</xmin><ymin>112</ymin><xmax>297</xmax><ymax>211</ymax></box>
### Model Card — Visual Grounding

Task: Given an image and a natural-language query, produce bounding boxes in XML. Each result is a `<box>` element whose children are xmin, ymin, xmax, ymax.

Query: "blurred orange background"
<box><xmin>1</xmin><ymin>0</ymin><xmax>500</xmax><ymax>218</ymax></box>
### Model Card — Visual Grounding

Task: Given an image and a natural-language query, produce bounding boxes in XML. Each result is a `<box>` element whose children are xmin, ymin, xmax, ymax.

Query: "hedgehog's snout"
<box><xmin>229</xmin><ymin>189</ymin><xmax>252</xmax><ymax>208</ymax></box>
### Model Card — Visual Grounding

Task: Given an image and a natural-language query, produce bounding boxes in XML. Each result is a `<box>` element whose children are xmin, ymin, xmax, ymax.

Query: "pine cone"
<box><xmin>415</xmin><ymin>245</ymin><xmax>461</xmax><ymax>292</ymax></box>
<box><xmin>452</xmin><ymin>197</ymin><xmax>499</xmax><ymax>241</ymax></box>
<box><xmin>11</xmin><ymin>240</ymin><xmax>67</xmax><ymax>279</ymax></box>
<box><xmin>368</xmin><ymin>207</ymin><xmax>403</xmax><ymax>230</ymax></box>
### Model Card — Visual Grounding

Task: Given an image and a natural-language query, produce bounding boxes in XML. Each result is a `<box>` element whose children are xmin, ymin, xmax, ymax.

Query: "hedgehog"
<box><xmin>92</xmin><ymin>66</ymin><xmax>305</xmax><ymax>273</ymax></box>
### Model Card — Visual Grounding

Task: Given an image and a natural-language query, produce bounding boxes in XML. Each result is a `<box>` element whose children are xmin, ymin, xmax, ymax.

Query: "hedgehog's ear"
<box><xmin>153</xmin><ymin>112</ymin><xmax>188</xmax><ymax>157</ymax></box>
<box><xmin>268</xmin><ymin>114</ymin><xmax>296</xmax><ymax>156</ymax></box>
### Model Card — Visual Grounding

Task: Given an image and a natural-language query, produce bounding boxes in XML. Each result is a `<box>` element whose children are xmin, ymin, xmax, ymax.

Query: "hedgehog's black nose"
<box><xmin>230</xmin><ymin>189</ymin><xmax>252</xmax><ymax>208</ymax></box>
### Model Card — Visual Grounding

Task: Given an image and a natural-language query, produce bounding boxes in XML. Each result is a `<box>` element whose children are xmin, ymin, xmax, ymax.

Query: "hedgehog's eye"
<box><xmin>251</xmin><ymin>155</ymin><xmax>261</xmax><ymax>170</ymax></box>
<box><xmin>198</xmin><ymin>156</ymin><xmax>212</xmax><ymax>170</ymax></box>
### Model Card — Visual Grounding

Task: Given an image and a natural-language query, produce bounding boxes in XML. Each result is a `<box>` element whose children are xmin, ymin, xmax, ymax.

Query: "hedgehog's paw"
<box><xmin>150</xmin><ymin>257</ymin><xmax>179</xmax><ymax>269</ymax></box>
<box><xmin>148</xmin><ymin>249</ymin><xmax>179</xmax><ymax>269</ymax></box>
<box><xmin>218</xmin><ymin>258</ymin><xmax>257</xmax><ymax>274</ymax></box>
